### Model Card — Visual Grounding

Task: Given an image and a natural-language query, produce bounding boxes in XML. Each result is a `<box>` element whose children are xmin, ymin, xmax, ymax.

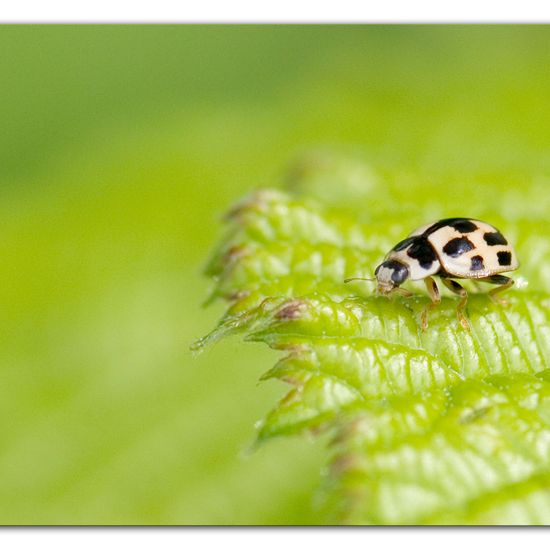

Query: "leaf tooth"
<box><xmin>190</xmin><ymin>313</ymin><xmax>249</xmax><ymax>352</ymax></box>
<box><xmin>256</xmin><ymin>373</ymin><xmax>362</xmax><ymax>441</ymax></box>
<box><xmin>249</xmin><ymin>296</ymin><xmax>364</xmax><ymax>345</ymax></box>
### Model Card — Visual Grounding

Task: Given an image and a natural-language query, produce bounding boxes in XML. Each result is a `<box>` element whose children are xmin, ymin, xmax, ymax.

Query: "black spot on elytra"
<box><xmin>424</xmin><ymin>218</ymin><xmax>478</xmax><ymax>236</ymax></box>
<box><xmin>470</xmin><ymin>255</ymin><xmax>484</xmax><ymax>271</ymax></box>
<box><xmin>406</xmin><ymin>237</ymin><xmax>437</xmax><ymax>270</ymax></box>
<box><xmin>448</xmin><ymin>219</ymin><xmax>478</xmax><ymax>233</ymax></box>
<box><xmin>483</xmin><ymin>231</ymin><xmax>507</xmax><ymax>246</ymax></box>
<box><xmin>392</xmin><ymin>236</ymin><xmax>416</xmax><ymax>252</ymax></box>
<box><xmin>443</xmin><ymin>237</ymin><xmax>474</xmax><ymax>257</ymax></box>
<box><xmin>497</xmin><ymin>251</ymin><xmax>512</xmax><ymax>266</ymax></box>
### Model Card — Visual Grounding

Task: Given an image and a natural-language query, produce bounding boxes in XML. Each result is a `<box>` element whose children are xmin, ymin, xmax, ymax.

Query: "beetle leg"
<box><xmin>391</xmin><ymin>287</ymin><xmax>413</xmax><ymax>298</ymax></box>
<box><xmin>441</xmin><ymin>278</ymin><xmax>470</xmax><ymax>331</ymax></box>
<box><xmin>480</xmin><ymin>275</ymin><xmax>514</xmax><ymax>306</ymax></box>
<box><xmin>421</xmin><ymin>276</ymin><xmax>441</xmax><ymax>331</ymax></box>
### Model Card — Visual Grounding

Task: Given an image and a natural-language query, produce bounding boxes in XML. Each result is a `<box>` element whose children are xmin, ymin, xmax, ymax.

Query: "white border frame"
<box><xmin>1</xmin><ymin>1</ymin><xmax>550</xmax><ymax>23</ymax></box>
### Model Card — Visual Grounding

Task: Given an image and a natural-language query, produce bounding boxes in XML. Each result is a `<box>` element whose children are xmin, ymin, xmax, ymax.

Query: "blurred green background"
<box><xmin>2</xmin><ymin>25</ymin><xmax>550</xmax><ymax>524</ymax></box>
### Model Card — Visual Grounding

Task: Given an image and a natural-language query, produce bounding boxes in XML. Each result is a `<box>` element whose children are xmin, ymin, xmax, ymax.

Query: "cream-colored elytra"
<box><xmin>411</xmin><ymin>219</ymin><xmax>519</xmax><ymax>279</ymax></box>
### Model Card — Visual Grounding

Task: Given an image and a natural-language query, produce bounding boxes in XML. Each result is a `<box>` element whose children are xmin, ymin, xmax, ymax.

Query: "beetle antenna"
<box><xmin>344</xmin><ymin>277</ymin><xmax>376</xmax><ymax>284</ymax></box>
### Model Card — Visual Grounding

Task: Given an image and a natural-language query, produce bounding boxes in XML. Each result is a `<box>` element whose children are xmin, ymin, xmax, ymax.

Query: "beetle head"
<box><xmin>374</xmin><ymin>259</ymin><xmax>410</xmax><ymax>295</ymax></box>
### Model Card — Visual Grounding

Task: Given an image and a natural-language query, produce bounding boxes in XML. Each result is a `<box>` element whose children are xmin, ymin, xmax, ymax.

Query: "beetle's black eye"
<box><xmin>390</xmin><ymin>262</ymin><xmax>409</xmax><ymax>285</ymax></box>
<box><xmin>378</xmin><ymin>260</ymin><xmax>409</xmax><ymax>285</ymax></box>
<box><xmin>374</xmin><ymin>260</ymin><xmax>409</xmax><ymax>286</ymax></box>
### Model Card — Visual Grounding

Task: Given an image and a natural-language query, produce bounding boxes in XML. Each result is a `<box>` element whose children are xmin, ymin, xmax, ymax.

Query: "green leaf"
<box><xmin>194</xmin><ymin>151</ymin><xmax>550</xmax><ymax>525</ymax></box>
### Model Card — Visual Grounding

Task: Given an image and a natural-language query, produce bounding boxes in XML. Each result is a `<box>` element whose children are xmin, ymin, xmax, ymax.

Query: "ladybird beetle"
<box><xmin>346</xmin><ymin>218</ymin><xmax>519</xmax><ymax>330</ymax></box>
